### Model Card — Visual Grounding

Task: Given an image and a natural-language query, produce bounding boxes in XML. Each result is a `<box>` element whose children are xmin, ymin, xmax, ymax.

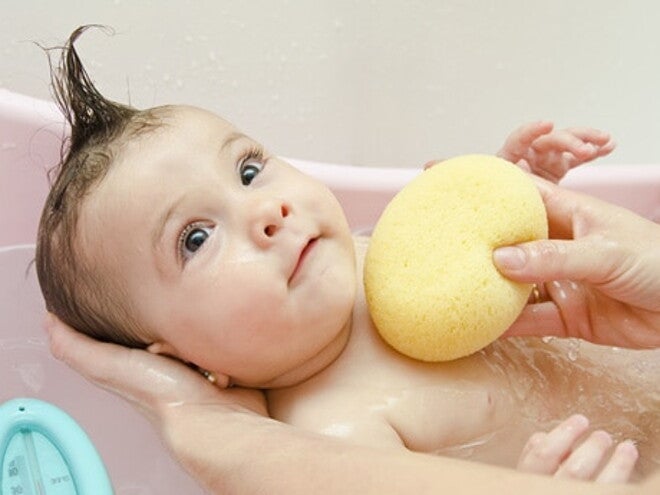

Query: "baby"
<box><xmin>37</xmin><ymin>27</ymin><xmax>658</xmax><ymax>483</ymax></box>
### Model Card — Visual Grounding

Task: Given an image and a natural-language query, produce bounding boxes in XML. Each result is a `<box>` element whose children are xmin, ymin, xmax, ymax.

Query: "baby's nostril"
<box><xmin>264</xmin><ymin>225</ymin><xmax>276</xmax><ymax>237</ymax></box>
<box><xmin>281</xmin><ymin>205</ymin><xmax>289</xmax><ymax>218</ymax></box>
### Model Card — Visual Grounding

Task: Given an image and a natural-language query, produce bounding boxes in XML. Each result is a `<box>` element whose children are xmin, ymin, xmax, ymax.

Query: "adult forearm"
<box><xmin>165</xmin><ymin>405</ymin><xmax>635</xmax><ymax>495</ymax></box>
<box><xmin>44</xmin><ymin>315</ymin><xmax>652</xmax><ymax>493</ymax></box>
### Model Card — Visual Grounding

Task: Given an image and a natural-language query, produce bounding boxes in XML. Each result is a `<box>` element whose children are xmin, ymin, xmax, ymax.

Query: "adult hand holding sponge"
<box><xmin>364</xmin><ymin>155</ymin><xmax>547</xmax><ymax>361</ymax></box>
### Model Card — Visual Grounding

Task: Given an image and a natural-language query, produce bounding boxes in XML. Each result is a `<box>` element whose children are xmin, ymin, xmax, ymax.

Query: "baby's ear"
<box><xmin>146</xmin><ymin>342</ymin><xmax>231</xmax><ymax>389</ymax></box>
<box><xmin>197</xmin><ymin>370</ymin><xmax>231</xmax><ymax>389</ymax></box>
<box><xmin>147</xmin><ymin>341</ymin><xmax>180</xmax><ymax>358</ymax></box>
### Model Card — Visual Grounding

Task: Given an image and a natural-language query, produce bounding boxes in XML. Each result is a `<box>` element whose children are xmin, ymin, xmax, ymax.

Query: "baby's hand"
<box><xmin>497</xmin><ymin>121</ymin><xmax>615</xmax><ymax>182</ymax></box>
<box><xmin>517</xmin><ymin>414</ymin><xmax>639</xmax><ymax>483</ymax></box>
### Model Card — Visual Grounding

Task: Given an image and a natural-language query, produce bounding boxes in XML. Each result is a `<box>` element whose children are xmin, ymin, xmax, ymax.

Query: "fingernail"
<box><xmin>493</xmin><ymin>246</ymin><xmax>527</xmax><ymax>270</ymax></box>
<box><xmin>570</xmin><ymin>414</ymin><xmax>589</xmax><ymax>429</ymax></box>
<box><xmin>618</xmin><ymin>440</ymin><xmax>639</xmax><ymax>458</ymax></box>
<box><xmin>582</xmin><ymin>143</ymin><xmax>597</xmax><ymax>154</ymax></box>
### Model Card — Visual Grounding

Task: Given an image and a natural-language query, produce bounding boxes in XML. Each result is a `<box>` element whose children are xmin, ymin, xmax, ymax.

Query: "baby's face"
<box><xmin>80</xmin><ymin>106</ymin><xmax>356</xmax><ymax>388</ymax></box>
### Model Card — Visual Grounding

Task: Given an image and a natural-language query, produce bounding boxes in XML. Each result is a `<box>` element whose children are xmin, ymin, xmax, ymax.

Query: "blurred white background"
<box><xmin>1</xmin><ymin>0</ymin><xmax>659</xmax><ymax>168</ymax></box>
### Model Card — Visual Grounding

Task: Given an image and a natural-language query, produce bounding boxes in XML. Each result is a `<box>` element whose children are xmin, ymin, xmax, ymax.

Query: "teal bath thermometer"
<box><xmin>0</xmin><ymin>398</ymin><xmax>113</xmax><ymax>494</ymax></box>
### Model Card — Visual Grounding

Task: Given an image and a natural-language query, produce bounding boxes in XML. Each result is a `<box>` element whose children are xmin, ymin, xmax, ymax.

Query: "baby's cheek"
<box><xmin>221</xmin><ymin>276</ymin><xmax>288</xmax><ymax>327</ymax></box>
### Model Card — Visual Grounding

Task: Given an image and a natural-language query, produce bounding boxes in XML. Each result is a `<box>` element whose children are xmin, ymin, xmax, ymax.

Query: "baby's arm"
<box><xmin>517</xmin><ymin>414</ymin><xmax>639</xmax><ymax>483</ymax></box>
<box><xmin>497</xmin><ymin>121</ymin><xmax>615</xmax><ymax>182</ymax></box>
<box><xmin>424</xmin><ymin>121</ymin><xmax>614</xmax><ymax>182</ymax></box>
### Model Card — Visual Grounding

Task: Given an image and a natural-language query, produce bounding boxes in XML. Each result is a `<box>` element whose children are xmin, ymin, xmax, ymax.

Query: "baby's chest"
<box><xmin>268</xmin><ymin>381</ymin><xmax>514</xmax><ymax>452</ymax></box>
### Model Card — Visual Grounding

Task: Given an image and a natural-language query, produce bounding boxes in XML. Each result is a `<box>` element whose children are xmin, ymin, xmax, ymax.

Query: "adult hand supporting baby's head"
<box><xmin>44</xmin><ymin>313</ymin><xmax>268</xmax><ymax>425</ymax></box>
<box><xmin>45</xmin><ymin>314</ymin><xmax>274</xmax><ymax>494</ymax></box>
<box><xmin>494</xmin><ymin>178</ymin><xmax>660</xmax><ymax>349</ymax></box>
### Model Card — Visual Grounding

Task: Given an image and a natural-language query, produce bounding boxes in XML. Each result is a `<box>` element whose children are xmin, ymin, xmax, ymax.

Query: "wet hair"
<box><xmin>35</xmin><ymin>26</ymin><xmax>159</xmax><ymax>348</ymax></box>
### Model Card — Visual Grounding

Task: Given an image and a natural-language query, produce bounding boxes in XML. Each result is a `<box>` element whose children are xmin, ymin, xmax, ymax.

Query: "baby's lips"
<box><xmin>288</xmin><ymin>236</ymin><xmax>318</xmax><ymax>283</ymax></box>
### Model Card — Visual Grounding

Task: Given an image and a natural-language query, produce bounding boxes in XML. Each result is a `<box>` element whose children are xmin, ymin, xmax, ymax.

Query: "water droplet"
<box><xmin>566</xmin><ymin>339</ymin><xmax>581</xmax><ymax>361</ymax></box>
<box><xmin>13</xmin><ymin>362</ymin><xmax>45</xmax><ymax>393</ymax></box>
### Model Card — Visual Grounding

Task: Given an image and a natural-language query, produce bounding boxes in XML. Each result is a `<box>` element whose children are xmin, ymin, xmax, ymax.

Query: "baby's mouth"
<box><xmin>289</xmin><ymin>237</ymin><xmax>319</xmax><ymax>283</ymax></box>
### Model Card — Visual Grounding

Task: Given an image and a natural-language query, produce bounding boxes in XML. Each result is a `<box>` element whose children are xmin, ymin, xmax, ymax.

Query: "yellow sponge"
<box><xmin>364</xmin><ymin>155</ymin><xmax>548</xmax><ymax>361</ymax></box>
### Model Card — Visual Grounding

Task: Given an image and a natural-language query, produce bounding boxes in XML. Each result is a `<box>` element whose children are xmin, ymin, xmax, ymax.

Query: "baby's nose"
<box><xmin>250</xmin><ymin>198</ymin><xmax>290</xmax><ymax>246</ymax></box>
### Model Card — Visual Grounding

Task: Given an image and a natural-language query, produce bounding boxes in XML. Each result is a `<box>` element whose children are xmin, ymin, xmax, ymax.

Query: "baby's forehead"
<box><xmin>101</xmin><ymin>105</ymin><xmax>241</xmax><ymax>190</ymax></box>
<box><xmin>150</xmin><ymin>104</ymin><xmax>234</xmax><ymax>132</ymax></box>
<box><xmin>113</xmin><ymin>104</ymin><xmax>239</xmax><ymax>164</ymax></box>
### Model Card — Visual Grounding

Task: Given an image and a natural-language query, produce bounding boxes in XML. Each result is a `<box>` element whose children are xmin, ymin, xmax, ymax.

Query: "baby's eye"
<box><xmin>239</xmin><ymin>150</ymin><xmax>265</xmax><ymax>186</ymax></box>
<box><xmin>179</xmin><ymin>224</ymin><xmax>214</xmax><ymax>261</ymax></box>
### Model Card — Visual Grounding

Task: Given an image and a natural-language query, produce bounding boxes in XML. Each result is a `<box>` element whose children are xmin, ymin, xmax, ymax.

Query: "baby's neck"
<box><xmin>254</xmin><ymin>309</ymin><xmax>354</xmax><ymax>390</ymax></box>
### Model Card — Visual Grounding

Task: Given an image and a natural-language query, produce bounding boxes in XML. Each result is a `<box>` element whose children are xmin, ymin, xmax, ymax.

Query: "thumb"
<box><xmin>45</xmin><ymin>313</ymin><xmax>200</xmax><ymax>409</ymax></box>
<box><xmin>45</xmin><ymin>313</ymin><xmax>268</xmax><ymax>416</ymax></box>
<box><xmin>493</xmin><ymin>237</ymin><xmax>620</xmax><ymax>285</ymax></box>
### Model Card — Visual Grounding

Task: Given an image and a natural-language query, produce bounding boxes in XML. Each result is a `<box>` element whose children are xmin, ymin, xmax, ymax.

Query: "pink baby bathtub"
<box><xmin>1</xmin><ymin>88</ymin><xmax>659</xmax><ymax>493</ymax></box>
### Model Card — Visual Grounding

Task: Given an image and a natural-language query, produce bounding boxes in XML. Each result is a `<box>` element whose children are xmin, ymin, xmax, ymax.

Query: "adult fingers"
<box><xmin>528</xmin><ymin>177</ymin><xmax>581</xmax><ymax>239</ymax></box>
<box><xmin>495</xmin><ymin>179</ymin><xmax>634</xmax><ymax>283</ymax></box>
<box><xmin>45</xmin><ymin>313</ymin><xmax>209</xmax><ymax>408</ymax></box>
<box><xmin>534</xmin><ymin>177</ymin><xmax>655</xmax><ymax>242</ymax></box>
<box><xmin>502</xmin><ymin>302</ymin><xmax>566</xmax><ymax>339</ymax></box>
<box><xmin>493</xmin><ymin>237</ymin><xmax>622</xmax><ymax>286</ymax></box>
<box><xmin>45</xmin><ymin>314</ymin><xmax>269</xmax><ymax>416</ymax></box>
<box><xmin>46</xmin><ymin>313</ymin><xmax>139</xmax><ymax>392</ymax></box>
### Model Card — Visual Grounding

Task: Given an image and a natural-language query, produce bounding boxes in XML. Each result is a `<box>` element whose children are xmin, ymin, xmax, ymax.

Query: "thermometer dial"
<box><xmin>0</xmin><ymin>399</ymin><xmax>112</xmax><ymax>495</ymax></box>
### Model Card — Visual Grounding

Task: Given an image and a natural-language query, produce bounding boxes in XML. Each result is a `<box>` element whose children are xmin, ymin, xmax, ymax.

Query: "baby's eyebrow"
<box><xmin>220</xmin><ymin>131</ymin><xmax>249</xmax><ymax>154</ymax></box>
